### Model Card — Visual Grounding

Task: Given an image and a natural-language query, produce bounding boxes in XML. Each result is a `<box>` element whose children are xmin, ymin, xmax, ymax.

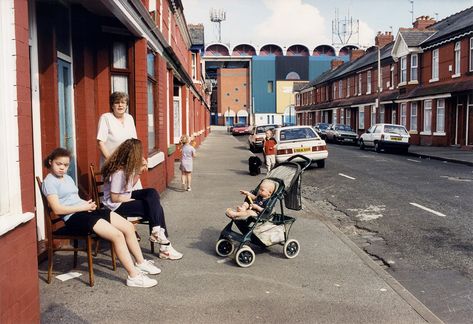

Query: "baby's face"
<box><xmin>258</xmin><ymin>183</ymin><xmax>274</xmax><ymax>198</ymax></box>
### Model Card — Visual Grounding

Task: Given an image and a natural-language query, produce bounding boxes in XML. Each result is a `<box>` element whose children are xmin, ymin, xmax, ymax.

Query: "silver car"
<box><xmin>325</xmin><ymin>124</ymin><xmax>359</xmax><ymax>144</ymax></box>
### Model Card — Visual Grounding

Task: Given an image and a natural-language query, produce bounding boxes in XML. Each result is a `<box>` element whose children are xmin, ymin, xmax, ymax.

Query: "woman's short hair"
<box><xmin>43</xmin><ymin>147</ymin><xmax>71</xmax><ymax>168</ymax></box>
<box><xmin>109</xmin><ymin>91</ymin><xmax>129</xmax><ymax>108</ymax></box>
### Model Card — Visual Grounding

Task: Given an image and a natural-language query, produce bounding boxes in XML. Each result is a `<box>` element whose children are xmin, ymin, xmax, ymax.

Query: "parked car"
<box><xmin>359</xmin><ymin>123</ymin><xmax>410</xmax><ymax>153</ymax></box>
<box><xmin>231</xmin><ymin>123</ymin><xmax>250</xmax><ymax>136</ymax></box>
<box><xmin>325</xmin><ymin>124</ymin><xmax>359</xmax><ymax>144</ymax></box>
<box><xmin>313</xmin><ymin>122</ymin><xmax>330</xmax><ymax>139</ymax></box>
<box><xmin>248</xmin><ymin>124</ymin><xmax>279</xmax><ymax>152</ymax></box>
<box><xmin>273</xmin><ymin>125</ymin><xmax>328</xmax><ymax>168</ymax></box>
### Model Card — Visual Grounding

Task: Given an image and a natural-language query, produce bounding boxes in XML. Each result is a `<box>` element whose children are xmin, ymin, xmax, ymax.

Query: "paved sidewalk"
<box><xmin>40</xmin><ymin>127</ymin><xmax>442</xmax><ymax>323</ymax></box>
<box><xmin>409</xmin><ymin>145</ymin><xmax>473</xmax><ymax>166</ymax></box>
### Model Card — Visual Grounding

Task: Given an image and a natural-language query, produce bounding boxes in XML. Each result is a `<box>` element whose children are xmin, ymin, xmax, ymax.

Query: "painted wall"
<box><xmin>252</xmin><ymin>56</ymin><xmax>276</xmax><ymax>114</ymax></box>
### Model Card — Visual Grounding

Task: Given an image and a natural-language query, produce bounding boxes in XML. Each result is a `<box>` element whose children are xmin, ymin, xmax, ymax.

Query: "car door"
<box><xmin>364</xmin><ymin>126</ymin><xmax>376</xmax><ymax>146</ymax></box>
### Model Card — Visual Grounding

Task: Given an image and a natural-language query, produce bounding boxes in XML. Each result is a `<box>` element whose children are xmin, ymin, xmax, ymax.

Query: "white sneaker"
<box><xmin>135</xmin><ymin>259</ymin><xmax>161</xmax><ymax>275</ymax></box>
<box><xmin>159</xmin><ymin>244</ymin><xmax>183</xmax><ymax>260</ymax></box>
<box><xmin>186</xmin><ymin>187</ymin><xmax>191</xmax><ymax>191</ymax></box>
<box><xmin>150</xmin><ymin>228</ymin><xmax>170</xmax><ymax>244</ymax></box>
<box><xmin>126</xmin><ymin>272</ymin><xmax>157</xmax><ymax>288</ymax></box>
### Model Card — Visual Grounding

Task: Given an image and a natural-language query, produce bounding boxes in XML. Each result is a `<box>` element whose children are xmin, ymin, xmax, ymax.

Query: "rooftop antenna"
<box><xmin>210</xmin><ymin>8</ymin><xmax>226</xmax><ymax>43</ymax></box>
<box><xmin>332</xmin><ymin>8</ymin><xmax>359</xmax><ymax>46</ymax></box>
<box><xmin>409</xmin><ymin>0</ymin><xmax>414</xmax><ymax>23</ymax></box>
<box><xmin>434</xmin><ymin>12</ymin><xmax>439</xmax><ymax>21</ymax></box>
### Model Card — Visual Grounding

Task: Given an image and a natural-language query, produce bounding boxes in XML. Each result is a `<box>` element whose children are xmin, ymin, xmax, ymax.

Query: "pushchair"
<box><xmin>215</xmin><ymin>155</ymin><xmax>311</xmax><ymax>267</ymax></box>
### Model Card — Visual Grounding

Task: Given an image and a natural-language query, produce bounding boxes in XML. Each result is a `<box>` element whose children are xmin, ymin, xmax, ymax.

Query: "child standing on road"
<box><xmin>41</xmin><ymin>147</ymin><xmax>160</xmax><ymax>287</ymax></box>
<box><xmin>263</xmin><ymin>130</ymin><xmax>277</xmax><ymax>173</ymax></box>
<box><xmin>179</xmin><ymin>134</ymin><xmax>196</xmax><ymax>191</ymax></box>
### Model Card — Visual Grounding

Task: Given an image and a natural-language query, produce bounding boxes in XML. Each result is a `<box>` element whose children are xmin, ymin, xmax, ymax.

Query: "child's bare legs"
<box><xmin>225</xmin><ymin>208</ymin><xmax>257</xmax><ymax>220</ymax></box>
<box><xmin>92</xmin><ymin>216</ymin><xmax>140</xmax><ymax>277</ymax></box>
<box><xmin>181</xmin><ymin>172</ymin><xmax>186</xmax><ymax>188</ymax></box>
<box><xmin>186</xmin><ymin>172</ymin><xmax>192</xmax><ymax>189</ymax></box>
<box><xmin>236</xmin><ymin>202</ymin><xmax>250</xmax><ymax>212</ymax></box>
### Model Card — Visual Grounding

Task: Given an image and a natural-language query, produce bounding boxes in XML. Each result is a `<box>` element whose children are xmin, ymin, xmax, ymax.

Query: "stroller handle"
<box><xmin>286</xmin><ymin>154</ymin><xmax>312</xmax><ymax>171</ymax></box>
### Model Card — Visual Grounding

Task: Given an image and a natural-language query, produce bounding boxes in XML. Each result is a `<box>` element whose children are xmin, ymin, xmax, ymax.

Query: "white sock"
<box><xmin>152</xmin><ymin>226</ymin><xmax>161</xmax><ymax>235</ymax></box>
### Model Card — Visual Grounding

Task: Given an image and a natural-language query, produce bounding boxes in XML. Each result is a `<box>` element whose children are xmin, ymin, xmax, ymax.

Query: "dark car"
<box><xmin>313</xmin><ymin>123</ymin><xmax>330</xmax><ymax>139</ymax></box>
<box><xmin>325</xmin><ymin>124</ymin><xmax>359</xmax><ymax>144</ymax></box>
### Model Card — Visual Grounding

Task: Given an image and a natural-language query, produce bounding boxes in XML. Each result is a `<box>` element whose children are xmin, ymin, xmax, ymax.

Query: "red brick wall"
<box><xmin>0</xmin><ymin>221</ymin><xmax>40</xmax><ymax>323</ymax></box>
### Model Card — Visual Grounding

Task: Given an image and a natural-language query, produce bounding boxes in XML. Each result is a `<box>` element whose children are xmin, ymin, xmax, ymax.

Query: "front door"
<box><xmin>57</xmin><ymin>59</ymin><xmax>76</xmax><ymax>180</ymax></box>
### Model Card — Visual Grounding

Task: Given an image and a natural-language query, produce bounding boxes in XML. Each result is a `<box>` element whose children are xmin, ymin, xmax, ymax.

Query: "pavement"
<box><xmin>39</xmin><ymin>126</ymin><xmax>449</xmax><ymax>324</ymax></box>
<box><xmin>408</xmin><ymin>144</ymin><xmax>473</xmax><ymax>166</ymax></box>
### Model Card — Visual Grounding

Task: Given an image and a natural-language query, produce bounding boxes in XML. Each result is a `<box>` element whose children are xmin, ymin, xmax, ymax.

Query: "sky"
<box><xmin>181</xmin><ymin>0</ymin><xmax>473</xmax><ymax>48</ymax></box>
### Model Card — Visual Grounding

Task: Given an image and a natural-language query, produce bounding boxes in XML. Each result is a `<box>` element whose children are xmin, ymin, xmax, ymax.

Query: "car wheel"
<box><xmin>374</xmin><ymin>141</ymin><xmax>382</xmax><ymax>153</ymax></box>
<box><xmin>359</xmin><ymin>139</ymin><xmax>365</xmax><ymax>150</ymax></box>
<box><xmin>316</xmin><ymin>159</ymin><xmax>325</xmax><ymax>168</ymax></box>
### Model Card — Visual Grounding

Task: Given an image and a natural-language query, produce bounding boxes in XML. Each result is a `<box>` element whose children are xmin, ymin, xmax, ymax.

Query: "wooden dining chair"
<box><xmin>36</xmin><ymin>177</ymin><xmax>117</xmax><ymax>287</ymax></box>
<box><xmin>89</xmin><ymin>164</ymin><xmax>155</xmax><ymax>254</ymax></box>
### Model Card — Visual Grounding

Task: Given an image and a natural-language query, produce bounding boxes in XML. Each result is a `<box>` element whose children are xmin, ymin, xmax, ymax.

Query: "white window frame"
<box><xmin>431</xmin><ymin>49</ymin><xmax>439</xmax><ymax>82</ymax></box>
<box><xmin>0</xmin><ymin>0</ymin><xmax>33</xmax><ymax>235</ymax></box>
<box><xmin>400</xmin><ymin>56</ymin><xmax>407</xmax><ymax>84</ymax></box>
<box><xmin>191</xmin><ymin>53</ymin><xmax>197</xmax><ymax>80</ymax></box>
<box><xmin>423</xmin><ymin>100</ymin><xmax>432</xmax><ymax>133</ymax></box>
<box><xmin>470</xmin><ymin>37</ymin><xmax>473</xmax><ymax>72</ymax></box>
<box><xmin>347</xmin><ymin>78</ymin><xmax>350</xmax><ymax>97</ymax></box>
<box><xmin>346</xmin><ymin>110</ymin><xmax>351</xmax><ymax>126</ymax></box>
<box><xmin>410</xmin><ymin>54</ymin><xmax>418</xmax><ymax>81</ymax></box>
<box><xmin>338</xmin><ymin>80</ymin><xmax>342</xmax><ymax>98</ymax></box>
<box><xmin>370</xmin><ymin>106</ymin><xmax>376</xmax><ymax>126</ymax></box>
<box><xmin>390</xmin><ymin>64</ymin><xmax>395</xmax><ymax>89</ymax></box>
<box><xmin>358</xmin><ymin>74</ymin><xmax>362</xmax><ymax>95</ymax></box>
<box><xmin>453</xmin><ymin>41</ymin><xmax>461</xmax><ymax>77</ymax></box>
<box><xmin>410</xmin><ymin>102</ymin><xmax>417</xmax><ymax>131</ymax></box>
<box><xmin>358</xmin><ymin>108</ymin><xmax>365</xmax><ymax>129</ymax></box>
<box><xmin>367</xmin><ymin>71</ymin><xmax>372</xmax><ymax>94</ymax></box>
<box><xmin>435</xmin><ymin>99</ymin><xmax>445</xmax><ymax>134</ymax></box>
<box><xmin>400</xmin><ymin>103</ymin><xmax>407</xmax><ymax>127</ymax></box>
<box><xmin>379</xmin><ymin>106</ymin><xmax>385</xmax><ymax>123</ymax></box>
<box><xmin>333</xmin><ymin>83</ymin><xmax>336</xmax><ymax>99</ymax></box>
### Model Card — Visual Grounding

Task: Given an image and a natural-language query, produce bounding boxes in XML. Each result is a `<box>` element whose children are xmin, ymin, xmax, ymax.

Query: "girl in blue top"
<box><xmin>41</xmin><ymin>148</ymin><xmax>160</xmax><ymax>288</ymax></box>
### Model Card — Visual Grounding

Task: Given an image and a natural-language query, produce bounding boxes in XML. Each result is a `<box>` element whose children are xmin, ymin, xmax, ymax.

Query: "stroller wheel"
<box><xmin>284</xmin><ymin>239</ymin><xmax>300</xmax><ymax>259</ymax></box>
<box><xmin>216</xmin><ymin>239</ymin><xmax>234</xmax><ymax>257</ymax></box>
<box><xmin>235</xmin><ymin>246</ymin><xmax>255</xmax><ymax>268</ymax></box>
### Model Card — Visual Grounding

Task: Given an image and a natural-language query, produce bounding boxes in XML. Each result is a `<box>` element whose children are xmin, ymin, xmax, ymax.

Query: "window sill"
<box><xmin>0</xmin><ymin>212</ymin><xmax>35</xmax><ymax>237</ymax></box>
<box><xmin>397</xmin><ymin>82</ymin><xmax>407</xmax><ymax>87</ymax></box>
<box><xmin>429</xmin><ymin>78</ymin><xmax>439</xmax><ymax>83</ymax></box>
<box><xmin>420</xmin><ymin>131</ymin><xmax>432</xmax><ymax>135</ymax></box>
<box><xmin>409</xmin><ymin>130</ymin><xmax>418</xmax><ymax>135</ymax></box>
<box><xmin>433</xmin><ymin>132</ymin><xmax>446</xmax><ymax>136</ymax></box>
<box><xmin>408</xmin><ymin>80</ymin><xmax>418</xmax><ymax>85</ymax></box>
<box><xmin>147</xmin><ymin>151</ymin><xmax>165</xmax><ymax>169</ymax></box>
<box><xmin>451</xmin><ymin>74</ymin><xmax>461</xmax><ymax>79</ymax></box>
<box><xmin>389</xmin><ymin>87</ymin><xmax>394</xmax><ymax>90</ymax></box>
<box><xmin>366</xmin><ymin>91</ymin><xmax>371</xmax><ymax>95</ymax></box>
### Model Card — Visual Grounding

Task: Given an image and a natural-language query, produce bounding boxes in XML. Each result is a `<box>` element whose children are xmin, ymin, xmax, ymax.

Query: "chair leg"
<box><xmin>86</xmin><ymin>236</ymin><xmax>94</xmax><ymax>287</ymax></box>
<box><xmin>73</xmin><ymin>239</ymin><xmax>78</xmax><ymax>268</ymax></box>
<box><xmin>47</xmin><ymin>241</ymin><xmax>53</xmax><ymax>284</ymax></box>
<box><xmin>93</xmin><ymin>239</ymin><xmax>100</xmax><ymax>257</ymax></box>
<box><xmin>149</xmin><ymin>225</ymin><xmax>155</xmax><ymax>254</ymax></box>
<box><xmin>111</xmin><ymin>243</ymin><xmax>117</xmax><ymax>271</ymax></box>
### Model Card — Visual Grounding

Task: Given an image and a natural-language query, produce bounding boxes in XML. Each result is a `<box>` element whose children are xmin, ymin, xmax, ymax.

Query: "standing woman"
<box><xmin>41</xmin><ymin>148</ymin><xmax>161</xmax><ymax>287</ymax></box>
<box><xmin>179</xmin><ymin>134</ymin><xmax>196</xmax><ymax>191</ymax></box>
<box><xmin>101</xmin><ymin>139</ymin><xmax>183</xmax><ymax>260</ymax></box>
<box><xmin>97</xmin><ymin>91</ymin><xmax>137</xmax><ymax>160</ymax></box>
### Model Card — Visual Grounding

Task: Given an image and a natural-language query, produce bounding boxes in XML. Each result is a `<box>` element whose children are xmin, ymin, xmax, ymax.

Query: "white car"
<box><xmin>273</xmin><ymin>126</ymin><xmax>328</xmax><ymax>168</ymax></box>
<box><xmin>359</xmin><ymin>123</ymin><xmax>410</xmax><ymax>153</ymax></box>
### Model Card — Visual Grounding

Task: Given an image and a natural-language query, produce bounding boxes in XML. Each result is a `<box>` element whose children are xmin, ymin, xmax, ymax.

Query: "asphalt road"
<box><xmin>235</xmin><ymin>134</ymin><xmax>473</xmax><ymax>324</ymax></box>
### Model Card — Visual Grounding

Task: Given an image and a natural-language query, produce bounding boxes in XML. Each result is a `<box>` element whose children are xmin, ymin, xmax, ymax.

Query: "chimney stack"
<box><xmin>375</xmin><ymin>31</ymin><xmax>394</xmax><ymax>49</ymax></box>
<box><xmin>331</xmin><ymin>59</ymin><xmax>344</xmax><ymax>70</ymax></box>
<box><xmin>350</xmin><ymin>49</ymin><xmax>365</xmax><ymax>62</ymax></box>
<box><xmin>412</xmin><ymin>16</ymin><xmax>436</xmax><ymax>30</ymax></box>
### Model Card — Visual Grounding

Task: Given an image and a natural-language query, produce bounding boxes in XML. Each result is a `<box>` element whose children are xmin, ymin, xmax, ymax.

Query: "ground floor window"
<box><xmin>410</xmin><ymin>102</ymin><xmax>417</xmax><ymax>131</ymax></box>
<box><xmin>370</xmin><ymin>106</ymin><xmax>376</xmax><ymax>126</ymax></box>
<box><xmin>400</xmin><ymin>103</ymin><xmax>407</xmax><ymax>127</ymax></box>
<box><xmin>346</xmin><ymin>110</ymin><xmax>351</xmax><ymax>126</ymax></box>
<box><xmin>358</xmin><ymin>109</ymin><xmax>364</xmax><ymax>129</ymax></box>
<box><xmin>436</xmin><ymin>99</ymin><xmax>445</xmax><ymax>132</ymax></box>
<box><xmin>424</xmin><ymin>100</ymin><xmax>432</xmax><ymax>132</ymax></box>
<box><xmin>379</xmin><ymin>107</ymin><xmax>385</xmax><ymax>123</ymax></box>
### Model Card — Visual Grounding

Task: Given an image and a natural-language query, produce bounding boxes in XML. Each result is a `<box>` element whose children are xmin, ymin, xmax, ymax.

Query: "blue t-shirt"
<box><xmin>42</xmin><ymin>173</ymin><xmax>85</xmax><ymax>221</ymax></box>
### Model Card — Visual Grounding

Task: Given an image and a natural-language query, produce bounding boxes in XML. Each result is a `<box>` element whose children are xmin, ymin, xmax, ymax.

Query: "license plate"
<box><xmin>294</xmin><ymin>147</ymin><xmax>310</xmax><ymax>153</ymax></box>
<box><xmin>390</xmin><ymin>137</ymin><xmax>401</xmax><ymax>141</ymax></box>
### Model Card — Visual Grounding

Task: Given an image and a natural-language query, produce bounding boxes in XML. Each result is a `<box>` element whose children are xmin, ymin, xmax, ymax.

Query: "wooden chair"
<box><xmin>35</xmin><ymin>177</ymin><xmax>117</xmax><ymax>287</ymax></box>
<box><xmin>89</xmin><ymin>164</ymin><xmax>155</xmax><ymax>254</ymax></box>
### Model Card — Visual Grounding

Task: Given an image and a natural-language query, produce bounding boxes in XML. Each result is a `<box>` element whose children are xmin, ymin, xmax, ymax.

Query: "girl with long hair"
<box><xmin>101</xmin><ymin>139</ymin><xmax>183</xmax><ymax>260</ymax></box>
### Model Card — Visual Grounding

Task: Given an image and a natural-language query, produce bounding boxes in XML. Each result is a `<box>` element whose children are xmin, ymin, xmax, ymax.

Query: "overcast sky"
<box><xmin>182</xmin><ymin>0</ymin><xmax>473</xmax><ymax>48</ymax></box>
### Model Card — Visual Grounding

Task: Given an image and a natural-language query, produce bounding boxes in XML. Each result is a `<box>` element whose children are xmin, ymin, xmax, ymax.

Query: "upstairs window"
<box><xmin>400</xmin><ymin>56</ymin><xmax>407</xmax><ymax>83</ymax></box>
<box><xmin>390</xmin><ymin>64</ymin><xmax>395</xmax><ymax>88</ymax></box>
<box><xmin>358</xmin><ymin>74</ymin><xmax>362</xmax><ymax>95</ymax></box>
<box><xmin>367</xmin><ymin>71</ymin><xmax>372</xmax><ymax>94</ymax></box>
<box><xmin>347</xmin><ymin>78</ymin><xmax>350</xmax><ymax>97</ymax></box>
<box><xmin>470</xmin><ymin>37</ymin><xmax>473</xmax><ymax>72</ymax></box>
<box><xmin>338</xmin><ymin>80</ymin><xmax>342</xmax><ymax>98</ymax></box>
<box><xmin>410</xmin><ymin>54</ymin><xmax>418</xmax><ymax>81</ymax></box>
<box><xmin>454</xmin><ymin>41</ymin><xmax>461</xmax><ymax>76</ymax></box>
<box><xmin>432</xmin><ymin>49</ymin><xmax>439</xmax><ymax>80</ymax></box>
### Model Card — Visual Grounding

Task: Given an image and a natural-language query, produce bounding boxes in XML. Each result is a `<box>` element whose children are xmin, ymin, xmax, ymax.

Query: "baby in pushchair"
<box><xmin>225</xmin><ymin>179</ymin><xmax>276</xmax><ymax>220</ymax></box>
<box><xmin>216</xmin><ymin>155</ymin><xmax>312</xmax><ymax>268</ymax></box>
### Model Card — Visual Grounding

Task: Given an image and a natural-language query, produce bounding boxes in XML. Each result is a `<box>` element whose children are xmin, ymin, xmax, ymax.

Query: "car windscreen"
<box><xmin>318</xmin><ymin>124</ymin><xmax>329</xmax><ymax>130</ymax></box>
<box><xmin>384</xmin><ymin>125</ymin><xmax>408</xmax><ymax>135</ymax></box>
<box><xmin>256</xmin><ymin>125</ymin><xmax>276</xmax><ymax>134</ymax></box>
<box><xmin>336</xmin><ymin>125</ymin><xmax>353</xmax><ymax>131</ymax></box>
<box><xmin>280</xmin><ymin>128</ymin><xmax>317</xmax><ymax>141</ymax></box>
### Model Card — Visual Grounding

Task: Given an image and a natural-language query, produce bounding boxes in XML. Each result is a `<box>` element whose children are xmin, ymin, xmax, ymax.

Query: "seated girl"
<box><xmin>225</xmin><ymin>179</ymin><xmax>276</xmax><ymax>220</ymax></box>
<box><xmin>41</xmin><ymin>148</ymin><xmax>160</xmax><ymax>288</ymax></box>
<box><xmin>101</xmin><ymin>138</ymin><xmax>183</xmax><ymax>260</ymax></box>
